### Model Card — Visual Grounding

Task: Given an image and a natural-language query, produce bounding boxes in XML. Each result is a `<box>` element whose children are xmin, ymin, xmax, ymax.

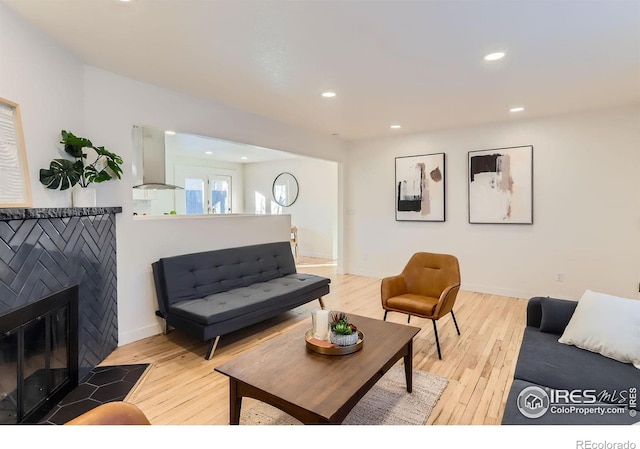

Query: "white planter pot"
<box><xmin>72</xmin><ymin>186</ymin><xmax>96</xmax><ymax>207</ymax></box>
<box><xmin>330</xmin><ymin>330</ymin><xmax>358</xmax><ymax>347</ymax></box>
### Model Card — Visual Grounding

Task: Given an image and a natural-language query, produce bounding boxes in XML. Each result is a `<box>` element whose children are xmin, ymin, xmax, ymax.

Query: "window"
<box><xmin>209</xmin><ymin>176</ymin><xmax>231</xmax><ymax>214</ymax></box>
<box><xmin>185</xmin><ymin>178</ymin><xmax>205</xmax><ymax>214</ymax></box>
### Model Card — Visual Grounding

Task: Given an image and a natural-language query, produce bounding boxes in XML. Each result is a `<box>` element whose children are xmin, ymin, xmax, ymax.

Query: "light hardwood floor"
<box><xmin>103</xmin><ymin>257</ymin><xmax>528</xmax><ymax>425</ymax></box>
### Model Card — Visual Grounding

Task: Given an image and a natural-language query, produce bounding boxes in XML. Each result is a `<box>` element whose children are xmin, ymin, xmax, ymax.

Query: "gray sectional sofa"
<box><xmin>152</xmin><ymin>241</ymin><xmax>330</xmax><ymax>359</ymax></box>
<box><xmin>502</xmin><ymin>296</ymin><xmax>639</xmax><ymax>425</ymax></box>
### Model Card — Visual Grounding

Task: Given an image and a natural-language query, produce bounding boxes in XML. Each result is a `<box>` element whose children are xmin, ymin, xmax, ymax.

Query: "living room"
<box><xmin>0</xmin><ymin>0</ymin><xmax>638</xmax><ymax>446</ymax></box>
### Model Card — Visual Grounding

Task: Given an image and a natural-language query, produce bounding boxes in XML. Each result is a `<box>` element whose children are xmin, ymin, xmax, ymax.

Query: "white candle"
<box><xmin>313</xmin><ymin>309</ymin><xmax>330</xmax><ymax>340</ymax></box>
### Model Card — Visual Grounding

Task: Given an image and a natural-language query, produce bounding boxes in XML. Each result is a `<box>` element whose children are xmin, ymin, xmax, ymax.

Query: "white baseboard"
<box><xmin>118</xmin><ymin>322</ymin><xmax>162</xmax><ymax>346</ymax></box>
<box><xmin>299</xmin><ymin>250</ymin><xmax>335</xmax><ymax>260</ymax></box>
<box><xmin>344</xmin><ymin>268</ymin><xmax>533</xmax><ymax>299</ymax></box>
<box><xmin>460</xmin><ymin>282</ymin><xmax>530</xmax><ymax>300</ymax></box>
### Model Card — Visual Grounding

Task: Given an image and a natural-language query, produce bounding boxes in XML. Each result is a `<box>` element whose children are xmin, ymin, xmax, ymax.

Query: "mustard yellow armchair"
<box><xmin>65</xmin><ymin>401</ymin><xmax>151</xmax><ymax>425</ymax></box>
<box><xmin>381</xmin><ymin>252</ymin><xmax>461</xmax><ymax>359</ymax></box>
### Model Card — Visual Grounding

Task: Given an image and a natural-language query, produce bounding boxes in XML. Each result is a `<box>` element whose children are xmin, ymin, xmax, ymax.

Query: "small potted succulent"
<box><xmin>329</xmin><ymin>312</ymin><xmax>359</xmax><ymax>346</ymax></box>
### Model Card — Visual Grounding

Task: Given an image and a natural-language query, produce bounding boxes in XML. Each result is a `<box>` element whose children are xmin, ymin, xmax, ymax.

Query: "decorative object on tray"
<box><xmin>329</xmin><ymin>311</ymin><xmax>359</xmax><ymax>346</ymax></box>
<box><xmin>311</xmin><ymin>308</ymin><xmax>330</xmax><ymax>340</ymax></box>
<box><xmin>304</xmin><ymin>329</ymin><xmax>364</xmax><ymax>356</ymax></box>
<box><xmin>39</xmin><ymin>130</ymin><xmax>124</xmax><ymax>207</ymax></box>
<box><xmin>305</xmin><ymin>311</ymin><xmax>364</xmax><ymax>355</ymax></box>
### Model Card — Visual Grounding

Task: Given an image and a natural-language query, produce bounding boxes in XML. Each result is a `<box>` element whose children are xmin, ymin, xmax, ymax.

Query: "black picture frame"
<box><xmin>467</xmin><ymin>145</ymin><xmax>533</xmax><ymax>224</ymax></box>
<box><xmin>395</xmin><ymin>152</ymin><xmax>446</xmax><ymax>222</ymax></box>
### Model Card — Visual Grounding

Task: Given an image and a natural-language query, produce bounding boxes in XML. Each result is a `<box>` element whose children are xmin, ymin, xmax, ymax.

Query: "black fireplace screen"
<box><xmin>0</xmin><ymin>285</ymin><xmax>78</xmax><ymax>424</ymax></box>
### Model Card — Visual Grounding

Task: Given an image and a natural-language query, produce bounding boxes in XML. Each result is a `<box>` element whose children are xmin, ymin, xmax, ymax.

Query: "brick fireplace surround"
<box><xmin>0</xmin><ymin>207</ymin><xmax>122</xmax><ymax>381</ymax></box>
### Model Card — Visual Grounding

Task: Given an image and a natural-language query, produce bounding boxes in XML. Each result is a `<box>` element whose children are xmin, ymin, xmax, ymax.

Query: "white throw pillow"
<box><xmin>558</xmin><ymin>289</ymin><xmax>640</xmax><ymax>367</ymax></box>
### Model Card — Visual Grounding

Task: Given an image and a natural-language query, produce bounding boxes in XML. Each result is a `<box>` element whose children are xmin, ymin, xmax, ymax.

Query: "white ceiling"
<box><xmin>164</xmin><ymin>129</ymin><xmax>300</xmax><ymax>163</ymax></box>
<box><xmin>4</xmin><ymin>0</ymin><xmax>640</xmax><ymax>141</ymax></box>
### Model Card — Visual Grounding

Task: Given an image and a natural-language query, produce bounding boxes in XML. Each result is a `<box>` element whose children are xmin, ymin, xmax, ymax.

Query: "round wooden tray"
<box><xmin>304</xmin><ymin>329</ymin><xmax>364</xmax><ymax>356</ymax></box>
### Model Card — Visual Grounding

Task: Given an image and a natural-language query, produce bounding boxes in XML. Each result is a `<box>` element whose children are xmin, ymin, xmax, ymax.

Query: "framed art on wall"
<box><xmin>395</xmin><ymin>152</ymin><xmax>445</xmax><ymax>222</ymax></box>
<box><xmin>0</xmin><ymin>97</ymin><xmax>32</xmax><ymax>207</ymax></box>
<box><xmin>468</xmin><ymin>145</ymin><xmax>533</xmax><ymax>224</ymax></box>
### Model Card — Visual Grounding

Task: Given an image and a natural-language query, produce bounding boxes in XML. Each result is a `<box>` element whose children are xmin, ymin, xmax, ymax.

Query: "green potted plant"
<box><xmin>329</xmin><ymin>312</ymin><xmax>358</xmax><ymax>346</ymax></box>
<box><xmin>39</xmin><ymin>130</ymin><xmax>123</xmax><ymax>206</ymax></box>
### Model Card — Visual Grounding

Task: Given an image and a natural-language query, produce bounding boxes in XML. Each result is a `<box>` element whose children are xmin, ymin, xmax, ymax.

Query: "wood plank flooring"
<box><xmin>102</xmin><ymin>257</ymin><xmax>528</xmax><ymax>425</ymax></box>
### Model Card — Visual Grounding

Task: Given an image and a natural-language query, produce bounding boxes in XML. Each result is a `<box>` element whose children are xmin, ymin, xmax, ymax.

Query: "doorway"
<box><xmin>175</xmin><ymin>163</ymin><xmax>238</xmax><ymax>215</ymax></box>
<box><xmin>184</xmin><ymin>175</ymin><xmax>232</xmax><ymax>215</ymax></box>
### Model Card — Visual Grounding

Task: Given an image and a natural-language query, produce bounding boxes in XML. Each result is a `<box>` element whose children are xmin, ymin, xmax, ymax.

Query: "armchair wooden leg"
<box><xmin>432</xmin><ymin>320</ymin><xmax>442</xmax><ymax>360</ymax></box>
<box><xmin>407</xmin><ymin>315</ymin><xmax>411</xmax><ymax>324</ymax></box>
<box><xmin>451</xmin><ymin>310</ymin><xmax>461</xmax><ymax>335</ymax></box>
<box><xmin>383</xmin><ymin>310</ymin><xmax>388</xmax><ymax>321</ymax></box>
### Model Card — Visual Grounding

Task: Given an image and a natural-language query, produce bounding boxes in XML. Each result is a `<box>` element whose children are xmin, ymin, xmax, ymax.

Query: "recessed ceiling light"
<box><xmin>321</xmin><ymin>92</ymin><xmax>336</xmax><ymax>98</ymax></box>
<box><xmin>509</xmin><ymin>107</ymin><xmax>525</xmax><ymax>112</ymax></box>
<box><xmin>205</xmin><ymin>151</ymin><xmax>213</xmax><ymax>155</ymax></box>
<box><xmin>390</xmin><ymin>125</ymin><xmax>401</xmax><ymax>129</ymax></box>
<box><xmin>484</xmin><ymin>52</ymin><xmax>505</xmax><ymax>61</ymax></box>
<box><xmin>241</xmin><ymin>156</ymin><xmax>248</xmax><ymax>160</ymax></box>
<box><xmin>164</xmin><ymin>130</ymin><xmax>176</xmax><ymax>135</ymax></box>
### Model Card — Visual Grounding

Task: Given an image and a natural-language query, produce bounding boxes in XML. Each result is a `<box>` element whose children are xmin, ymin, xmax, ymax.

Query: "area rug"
<box><xmin>240</xmin><ymin>365</ymin><xmax>448</xmax><ymax>425</ymax></box>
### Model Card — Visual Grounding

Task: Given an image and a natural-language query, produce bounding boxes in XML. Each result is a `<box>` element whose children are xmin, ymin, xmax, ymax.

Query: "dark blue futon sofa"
<box><xmin>502</xmin><ymin>296</ymin><xmax>639</xmax><ymax>425</ymax></box>
<box><xmin>152</xmin><ymin>241</ymin><xmax>330</xmax><ymax>359</ymax></box>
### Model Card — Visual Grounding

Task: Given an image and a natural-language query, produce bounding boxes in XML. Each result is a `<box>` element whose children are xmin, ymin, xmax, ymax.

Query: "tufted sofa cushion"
<box><xmin>169</xmin><ymin>273</ymin><xmax>329</xmax><ymax>325</ymax></box>
<box><xmin>157</xmin><ymin>242</ymin><xmax>297</xmax><ymax>307</ymax></box>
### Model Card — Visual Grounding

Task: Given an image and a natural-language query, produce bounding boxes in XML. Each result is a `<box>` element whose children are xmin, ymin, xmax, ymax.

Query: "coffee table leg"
<box><xmin>404</xmin><ymin>339</ymin><xmax>413</xmax><ymax>393</ymax></box>
<box><xmin>229</xmin><ymin>378</ymin><xmax>243</xmax><ymax>425</ymax></box>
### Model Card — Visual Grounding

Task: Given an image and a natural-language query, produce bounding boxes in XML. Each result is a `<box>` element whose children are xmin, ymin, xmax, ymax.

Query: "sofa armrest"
<box><xmin>527</xmin><ymin>296</ymin><xmax>578</xmax><ymax>333</ymax></box>
<box><xmin>526</xmin><ymin>297</ymin><xmax>545</xmax><ymax>328</ymax></box>
<box><xmin>152</xmin><ymin>261</ymin><xmax>168</xmax><ymax>316</ymax></box>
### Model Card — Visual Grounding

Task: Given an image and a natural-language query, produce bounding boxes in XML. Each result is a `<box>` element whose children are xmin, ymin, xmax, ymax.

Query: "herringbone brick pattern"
<box><xmin>0</xmin><ymin>214</ymin><xmax>118</xmax><ymax>379</ymax></box>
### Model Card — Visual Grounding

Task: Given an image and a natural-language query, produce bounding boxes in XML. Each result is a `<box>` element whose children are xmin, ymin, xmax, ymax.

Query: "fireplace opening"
<box><xmin>0</xmin><ymin>285</ymin><xmax>79</xmax><ymax>424</ymax></box>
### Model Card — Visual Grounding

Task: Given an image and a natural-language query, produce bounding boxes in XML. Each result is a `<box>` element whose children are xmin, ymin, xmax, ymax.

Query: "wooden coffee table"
<box><xmin>214</xmin><ymin>314</ymin><xmax>421</xmax><ymax>424</ymax></box>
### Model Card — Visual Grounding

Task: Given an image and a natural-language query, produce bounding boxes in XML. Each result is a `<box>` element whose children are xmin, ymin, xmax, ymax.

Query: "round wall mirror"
<box><xmin>272</xmin><ymin>172</ymin><xmax>299</xmax><ymax>207</ymax></box>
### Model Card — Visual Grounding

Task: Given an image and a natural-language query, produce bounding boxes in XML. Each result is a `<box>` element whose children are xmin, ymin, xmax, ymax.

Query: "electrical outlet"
<box><xmin>554</xmin><ymin>272</ymin><xmax>564</xmax><ymax>282</ymax></box>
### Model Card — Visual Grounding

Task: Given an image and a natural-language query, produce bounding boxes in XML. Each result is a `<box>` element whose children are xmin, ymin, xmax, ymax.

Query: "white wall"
<box><xmin>345</xmin><ymin>104</ymin><xmax>640</xmax><ymax>301</ymax></box>
<box><xmin>2</xmin><ymin>2</ymin><xmax>347</xmax><ymax>346</ymax></box>
<box><xmin>9</xmin><ymin>0</ymin><xmax>638</xmax><ymax>347</ymax></box>
<box><xmin>0</xmin><ymin>3</ymin><xmax>84</xmax><ymax>207</ymax></box>
<box><xmin>244</xmin><ymin>157</ymin><xmax>339</xmax><ymax>259</ymax></box>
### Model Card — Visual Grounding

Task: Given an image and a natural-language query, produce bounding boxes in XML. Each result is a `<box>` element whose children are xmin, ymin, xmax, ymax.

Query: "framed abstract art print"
<box><xmin>395</xmin><ymin>152</ymin><xmax>445</xmax><ymax>222</ymax></box>
<box><xmin>468</xmin><ymin>145</ymin><xmax>533</xmax><ymax>224</ymax></box>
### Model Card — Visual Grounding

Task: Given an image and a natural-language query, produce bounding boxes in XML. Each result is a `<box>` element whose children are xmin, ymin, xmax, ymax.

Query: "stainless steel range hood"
<box><xmin>132</xmin><ymin>125</ymin><xmax>183</xmax><ymax>190</ymax></box>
